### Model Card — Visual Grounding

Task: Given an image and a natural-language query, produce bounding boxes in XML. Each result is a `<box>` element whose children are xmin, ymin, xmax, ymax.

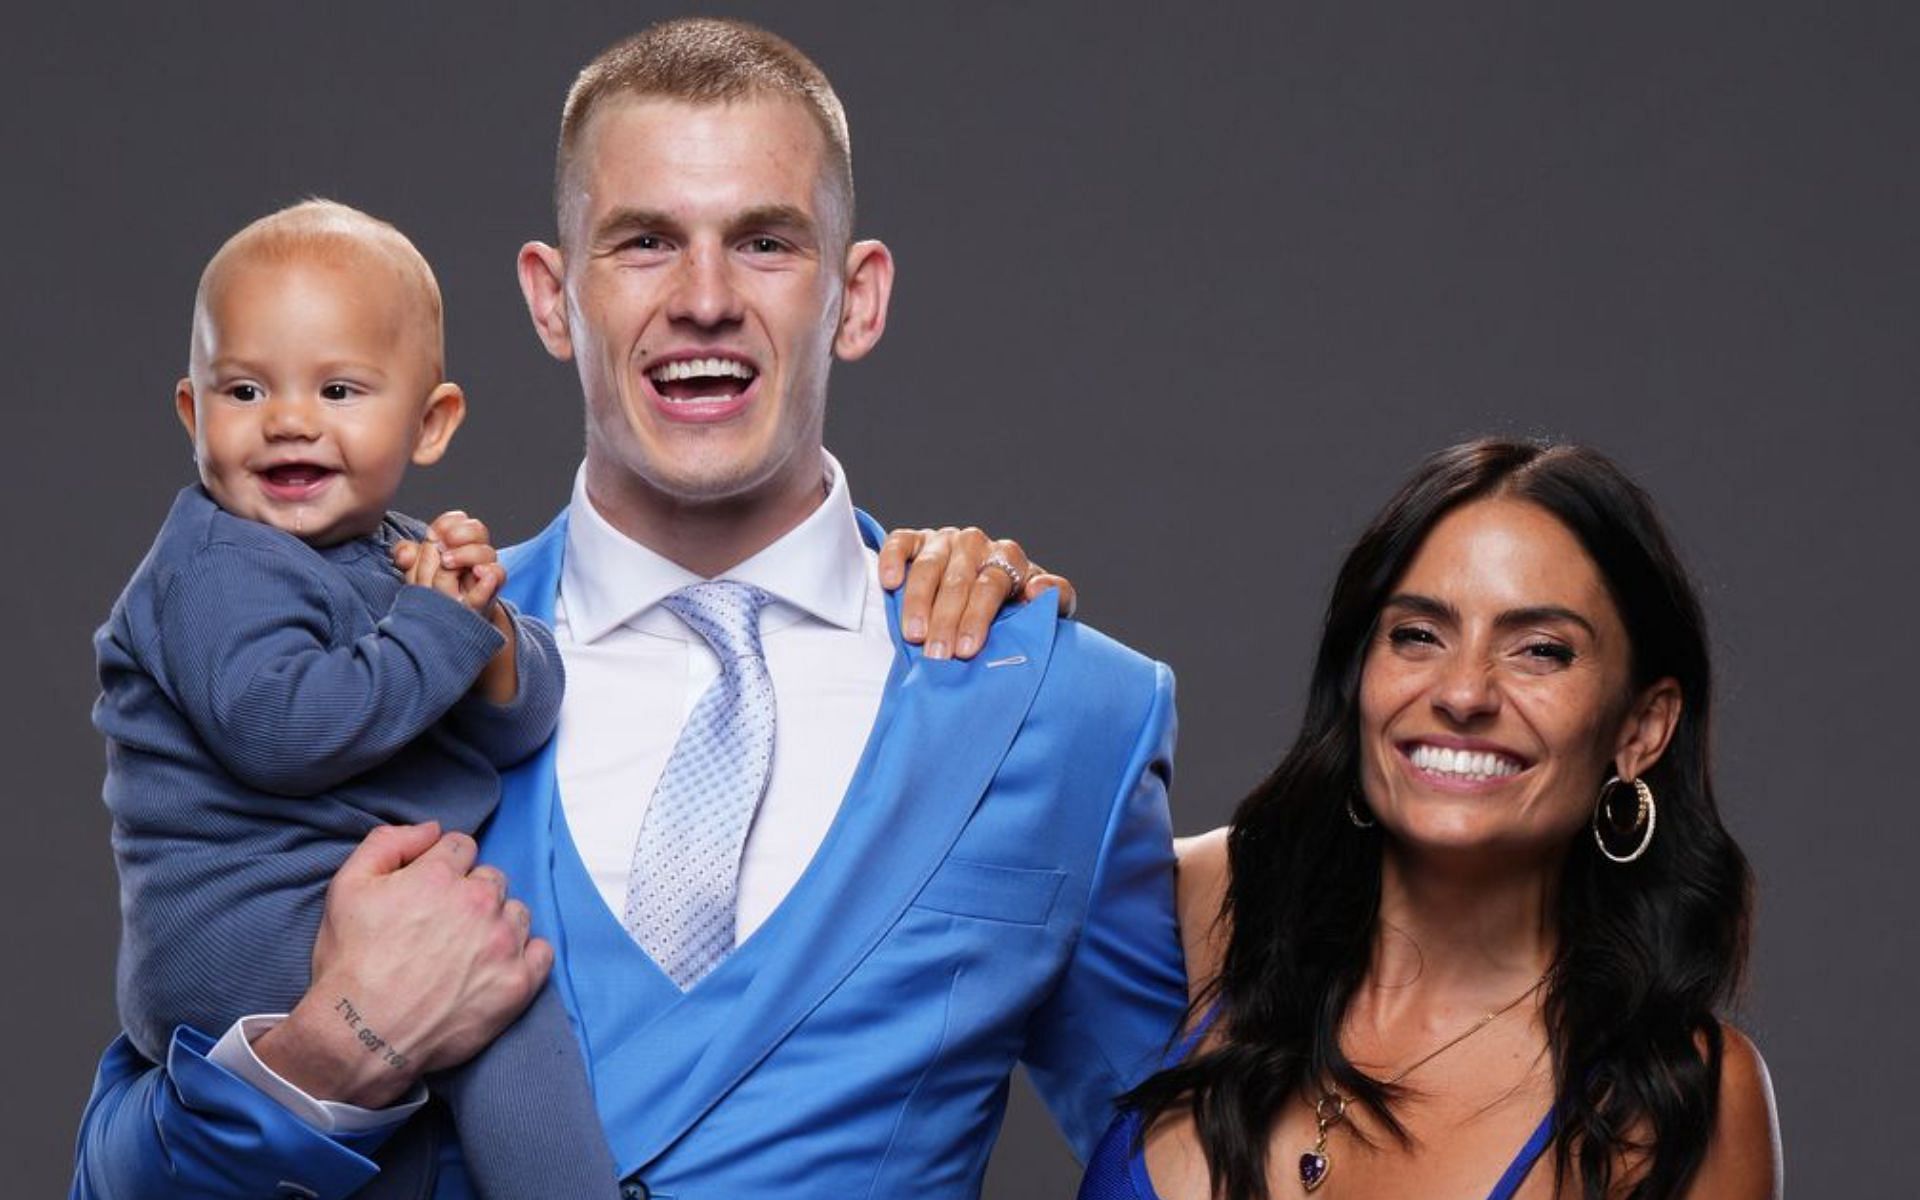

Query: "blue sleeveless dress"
<box><xmin>1077</xmin><ymin>1010</ymin><xmax>1555</xmax><ymax>1200</ymax></box>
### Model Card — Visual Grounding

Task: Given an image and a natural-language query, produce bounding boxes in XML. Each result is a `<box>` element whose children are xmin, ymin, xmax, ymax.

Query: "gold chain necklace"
<box><xmin>1297</xmin><ymin>973</ymin><xmax>1548</xmax><ymax>1194</ymax></box>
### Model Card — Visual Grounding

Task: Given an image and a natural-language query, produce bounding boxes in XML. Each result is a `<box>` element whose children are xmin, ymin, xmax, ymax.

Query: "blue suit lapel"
<box><xmin>486</xmin><ymin>507</ymin><xmax>1057</xmax><ymax>1178</ymax></box>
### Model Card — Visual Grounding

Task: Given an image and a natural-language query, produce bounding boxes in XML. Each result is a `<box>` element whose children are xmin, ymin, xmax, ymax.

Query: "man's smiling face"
<box><xmin>553</xmin><ymin>95</ymin><xmax>855</xmax><ymax>521</ymax></box>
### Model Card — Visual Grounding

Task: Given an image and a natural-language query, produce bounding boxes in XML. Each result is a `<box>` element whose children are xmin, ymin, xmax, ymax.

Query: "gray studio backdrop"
<box><xmin>6</xmin><ymin>2</ymin><xmax>1914</xmax><ymax>1195</ymax></box>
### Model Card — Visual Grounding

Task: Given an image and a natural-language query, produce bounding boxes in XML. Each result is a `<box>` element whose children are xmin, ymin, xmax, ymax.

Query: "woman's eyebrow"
<box><xmin>1495</xmin><ymin>605</ymin><xmax>1597</xmax><ymax>637</ymax></box>
<box><xmin>1382</xmin><ymin>593</ymin><xmax>1455</xmax><ymax>622</ymax></box>
<box><xmin>1382</xmin><ymin>594</ymin><xmax>1597</xmax><ymax>638</ymax></box>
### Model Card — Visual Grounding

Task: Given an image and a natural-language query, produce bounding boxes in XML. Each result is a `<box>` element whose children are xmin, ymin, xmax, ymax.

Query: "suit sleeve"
<box><xmin>70</xmin><ymin>1030</ymin><xmax>390</xmax><ymax>1200</ymax></box>
<box><xmin>156</xmin><ymin>543</ymin><xmax>505</xmax><ymax>795</ymax></box>
<box><xmin>442</xmin><ymin>601</ymin><xmax>564</xmax><ymax>769</ymax></box>
<box><xmin>1019</xmin><ymin>661</ymin><xmax>1187</xmax><ymax>1160</ymax></box>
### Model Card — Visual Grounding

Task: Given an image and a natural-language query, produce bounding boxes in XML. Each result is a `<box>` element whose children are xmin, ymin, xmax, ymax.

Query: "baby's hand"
<box><xmin>419</xmin><ymin>511</ymin><xmax>520</xmax><ymax>703</ymax></box>
<box><xmin>397</xmin><ymin>510</ymin><xmax>506</xmax><ymax>616</ymax></box>
<box><xmin>393</xmin><ymin>536</ymin><xmax>463</xmax><ymax>605</ymax></box>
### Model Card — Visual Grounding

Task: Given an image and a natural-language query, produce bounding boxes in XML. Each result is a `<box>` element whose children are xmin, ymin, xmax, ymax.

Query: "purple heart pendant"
<box><xmin>1299</xmin><ymin>1150</ymin><xmax>1329</xmax><ymax>1191</ymax></box>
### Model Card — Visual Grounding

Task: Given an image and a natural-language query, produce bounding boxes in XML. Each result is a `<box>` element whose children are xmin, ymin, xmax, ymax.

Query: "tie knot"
<box><xmin>662</xmin><ymin>580</ymin><xmax>770</xmax><ymax>663</ymax></box>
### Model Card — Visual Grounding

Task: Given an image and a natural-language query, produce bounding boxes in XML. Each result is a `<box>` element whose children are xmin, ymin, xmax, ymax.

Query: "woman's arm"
<box><xmin>1174</xmin><ymin>827</ymin><xmax>1230</xmax><ymax>1006</ymax></box>
<box><xmin>1683</xmin><ymin>1026</ymin><xmax>1783</xmax><ymax>1199</ymax></box>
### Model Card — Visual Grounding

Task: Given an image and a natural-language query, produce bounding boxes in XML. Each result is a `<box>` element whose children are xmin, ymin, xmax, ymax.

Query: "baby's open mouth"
<box><xmin>260</xmin><ymin>463</ymin><xmax>336</xmax><ymax>488</ymax></box>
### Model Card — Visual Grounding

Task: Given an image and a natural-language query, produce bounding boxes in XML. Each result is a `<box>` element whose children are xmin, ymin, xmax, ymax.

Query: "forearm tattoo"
<box><xmin>333</xmin><ymin>996</ymin><xmax>410</xmax><ymax>1071</ymax></box>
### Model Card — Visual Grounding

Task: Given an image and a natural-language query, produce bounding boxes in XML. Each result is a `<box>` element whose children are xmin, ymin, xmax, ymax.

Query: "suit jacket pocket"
<box><xmin>912</xmin><ymin>858</ymin><xmax>1066</xmax><ymax>926</ymax></box>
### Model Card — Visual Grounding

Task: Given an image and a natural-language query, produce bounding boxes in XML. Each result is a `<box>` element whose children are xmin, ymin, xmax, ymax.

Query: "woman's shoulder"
<box><xmin>1623</xmin><ymin>1022</ymin><xmax>1779</xmax><ymax>1200</ymax></box>
<box><xmin>1173</xmin><ymin>828</ymin><xmax>1231</xmax><ymax>1004</ymax></box>
<box><xmin>1681</xmin><ymin>1022</ymin><xmax>1781</xmax><ymax>1198</ymax></box>
<box><xmin>1715</xmin><ymin>1025</ymin><xmax>1773</xmax><ymax>1103</ymax></box>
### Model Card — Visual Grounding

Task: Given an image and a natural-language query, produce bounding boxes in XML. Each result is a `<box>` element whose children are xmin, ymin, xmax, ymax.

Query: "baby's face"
<box><xmin>178</xmin><ymin>254</ymin><xmax>450</xmax><ymax>545</ymax></box>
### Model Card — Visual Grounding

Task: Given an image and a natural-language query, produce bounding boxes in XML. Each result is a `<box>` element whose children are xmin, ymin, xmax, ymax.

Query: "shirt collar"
<box><xmin>559</xmin><ymin>450</ymin><xmax>871</xmax><ymax>643</ymax></box>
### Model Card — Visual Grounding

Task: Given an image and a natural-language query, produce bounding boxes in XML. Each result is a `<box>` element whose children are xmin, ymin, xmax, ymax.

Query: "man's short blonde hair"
<box><xmin>555</xmin><ymin>18</ymin><xmax>855</xmax><ymax>244</ymax></box>
<box><xmin>193</xmin><ymin>199</ymin><xmax>446</xmax><ymax>375</ymax></box>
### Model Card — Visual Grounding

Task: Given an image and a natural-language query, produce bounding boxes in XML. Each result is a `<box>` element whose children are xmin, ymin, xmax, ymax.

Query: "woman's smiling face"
<box><xmin>1357</xmin><ymin>497</ymin><xmax>1664</xmax><ymax>861</ymax></box>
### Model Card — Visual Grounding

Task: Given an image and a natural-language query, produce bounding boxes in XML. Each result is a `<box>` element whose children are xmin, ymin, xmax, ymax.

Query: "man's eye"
<box><xmin>228</xmin><ymin>384</ymin><xmax>260</xmax><ymax>402</ymax></box>
<box><xmin>745</xmin><ymin>236</ymin><xmax>786</xmax><ymax>253</ymax></box>
<box><xmin>623</xmin><ymin>235</ymin><xmax>664</xmax><ymax>251</ymax></box>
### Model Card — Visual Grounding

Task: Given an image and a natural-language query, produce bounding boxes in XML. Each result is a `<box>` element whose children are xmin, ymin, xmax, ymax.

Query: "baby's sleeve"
<box><xmin>155</xmin><ymin>542</ymin><xmax>504</xmax><ymax>795</ymax></box>
<box><xmin>443</xmin><ymin>601</ymin><xmax>564</xmax><ymax>769</ymax></box>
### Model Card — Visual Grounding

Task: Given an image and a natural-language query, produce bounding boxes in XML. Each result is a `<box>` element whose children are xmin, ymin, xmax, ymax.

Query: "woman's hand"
<box><xmin>878</xmin><ymin>526</ymin><xmax>1077</xmax><ymax>660</ymax></box>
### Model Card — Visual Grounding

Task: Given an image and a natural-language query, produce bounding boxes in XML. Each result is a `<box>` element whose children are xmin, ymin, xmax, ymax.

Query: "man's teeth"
<box><xmin>649</xmin><ymin>357</ymin><xmax>756</xmax><ymax>383</ymax></box>
<box><xmin>1409</xmin><ymin>744</ymin><xmax>1523</xmax><ymax>780</ymax></box>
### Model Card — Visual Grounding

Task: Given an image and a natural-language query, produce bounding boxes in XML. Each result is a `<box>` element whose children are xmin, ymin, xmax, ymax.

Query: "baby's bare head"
<box><xmin>178</xmin><ymin>201</ymin><xmax>466</xmax><ymax>546</ymax></box>
<box><xmin>190</xmin><ymin>199</ymin><xmax>445</xmax><ymax>381</ymax></box>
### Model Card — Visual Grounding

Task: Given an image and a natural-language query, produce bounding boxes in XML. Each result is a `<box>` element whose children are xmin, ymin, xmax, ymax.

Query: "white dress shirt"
<box><xmin>210</xmin><ymin>450</ymin><xmax>894</xmax><ymax>1118</ymax></box>
<box><xmin>553</xmin><ymin>451</ymin><xmax>894</xmax><ymax>935</ymax></box>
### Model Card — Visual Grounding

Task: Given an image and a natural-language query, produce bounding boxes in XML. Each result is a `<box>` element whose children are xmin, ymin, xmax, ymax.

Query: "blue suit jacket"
<box><xmin>72</xmin><ymin>508</ymin><xmax>1186</xmax><ymax>1200</ymax></box>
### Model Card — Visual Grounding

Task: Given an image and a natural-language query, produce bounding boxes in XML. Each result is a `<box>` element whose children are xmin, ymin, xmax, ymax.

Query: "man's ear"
<box><xmin>517</xmin><ymin>241</ymin><xmax>574</xmax><ymax>361</ymax></box>
<box><xmin>174</xmin><ymin>377</ymin><xmax>199</xmax><ymax>445</ymax></box>
<box><xmin>411</xmin><ymin>383</ymin><xmax>467</xmax><ymax>466</ymax></box>
<box><xmin>834</xmin><ymin>239</ymin><xmax>894</xmax><ymax>362</ymax></box>
<box><xmin>1613</xmin><ymin>676</ymin><xmax>1682</xmax><ymax>782</ymax></box>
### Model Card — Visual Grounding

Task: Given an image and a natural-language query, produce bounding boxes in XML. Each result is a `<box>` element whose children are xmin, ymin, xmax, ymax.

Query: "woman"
<box><xmin>1080</xmin><ymin>440</ymin><xmax>1780</xmax><ymax>1199</ymax></box>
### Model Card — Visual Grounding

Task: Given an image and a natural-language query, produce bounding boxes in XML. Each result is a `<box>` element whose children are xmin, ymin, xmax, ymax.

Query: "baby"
<box><xmin>94</xmin><ymin>200</ymin><xmax>617</xmax><ymax>1197</ymax></box>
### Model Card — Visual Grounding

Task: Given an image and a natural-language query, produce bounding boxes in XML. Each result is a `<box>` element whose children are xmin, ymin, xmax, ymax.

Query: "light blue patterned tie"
<box><xmin>624</xmin><ymin>581</ymin><xmax>776</xmax><ymax>989</ymax></box>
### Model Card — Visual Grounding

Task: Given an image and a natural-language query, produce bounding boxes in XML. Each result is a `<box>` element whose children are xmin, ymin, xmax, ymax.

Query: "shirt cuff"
<box><xmin>207</xmin><ymin>1014</ymin><xmax>429</xmax><ymax>1134</ymax></box>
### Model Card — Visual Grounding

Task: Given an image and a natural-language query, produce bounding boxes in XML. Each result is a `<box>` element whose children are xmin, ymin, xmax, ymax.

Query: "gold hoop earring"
<box><xmin>1592</xmin><ymin>775</ymin><xmax>1655</xmax><ymax>863</ymax></box>
<box><xmin>1347</xmin><ymin>795</ymin><xmax>1375</xmax><ymax>829</ymax></box>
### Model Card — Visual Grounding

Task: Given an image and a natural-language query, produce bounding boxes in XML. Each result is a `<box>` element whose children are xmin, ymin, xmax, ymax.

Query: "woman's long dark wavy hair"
<box><xmin>1122</xmin><ymin>439</ymin><xmax>1751</xmax><ymax>1199</ymax></box>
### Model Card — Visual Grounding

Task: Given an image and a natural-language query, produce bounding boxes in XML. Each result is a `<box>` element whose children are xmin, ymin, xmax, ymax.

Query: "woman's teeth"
<box><xmin>1409</xmin><ymin>744</ymin><xmax>1523</xmax><ymax>780</ymax></box>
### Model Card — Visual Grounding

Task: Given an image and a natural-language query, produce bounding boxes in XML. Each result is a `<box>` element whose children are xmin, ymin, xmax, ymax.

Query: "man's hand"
<box><xmin>252</xmin><ymin>823</ymin><xmax>551</xmax><ymax>1109</ymax></box>
<box><xmin>394</xmin><ymin>511</ymin><xmax>519</xmax><ymax>702</ymax></box>
<box><xmin>879</xmin><ymin>527</ymin><xmax>1077</xmax><ymax>661</ymax></box>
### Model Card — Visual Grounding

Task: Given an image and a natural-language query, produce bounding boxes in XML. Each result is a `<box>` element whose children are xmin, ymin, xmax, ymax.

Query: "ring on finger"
<box><xmin>978</xmin><ymin>554</ymin><xmax>1026</xmax><ymax>597</ymax></box>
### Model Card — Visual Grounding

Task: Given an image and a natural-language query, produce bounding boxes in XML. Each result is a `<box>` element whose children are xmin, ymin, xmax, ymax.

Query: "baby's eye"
<box><xmin>227</xmin><ymin>383</ymin><xmax>261</xmax><ymax>403</ymax></box>
<box><xmin>320</xmin><ymin>383</ymin><xmax>355</xmax><ymax>402</ymax></box>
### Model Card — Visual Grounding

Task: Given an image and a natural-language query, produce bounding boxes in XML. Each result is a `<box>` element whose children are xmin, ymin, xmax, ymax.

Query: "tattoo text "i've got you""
<box><xmin>333</xmin><ymin>996</ymin><xmax>409</xmax><ymax>1071</ymax></box>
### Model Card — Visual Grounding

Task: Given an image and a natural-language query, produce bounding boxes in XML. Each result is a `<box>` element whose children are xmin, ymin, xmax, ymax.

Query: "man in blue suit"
<box><xmin>73</xmin><ymin>18</ymin><xmax>1185</xmax><ymax>1198</ymax></box>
